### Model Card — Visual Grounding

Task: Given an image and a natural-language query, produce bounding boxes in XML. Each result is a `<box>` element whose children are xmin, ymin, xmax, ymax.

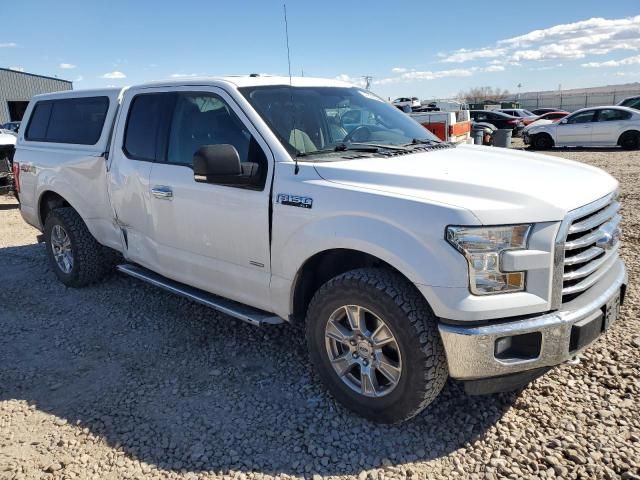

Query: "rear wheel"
<box><xmin>305</xmin><ymin>268</ymin><xmax>448</xmax><ymax>424</ymax></box>
<box><xmin>44</xmin><ymin>207</ymin><xmax>111</xmax><ymax>287</ymax></box>
<box><xmin>531</xmin><ymin>133</ymin><xmax>553</xmax><ymax>150</ymax></box>
<box><xmin>619</xmin><ymin>131</ymin><xmax>640</xmax><ymax>150</ymax></box>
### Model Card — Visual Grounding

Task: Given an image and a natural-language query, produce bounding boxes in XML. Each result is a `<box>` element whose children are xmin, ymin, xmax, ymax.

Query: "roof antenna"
<box><xmin>283</xmin><ymin>3</ymin><xmax>299</xmax><ymax>174</ymax></box>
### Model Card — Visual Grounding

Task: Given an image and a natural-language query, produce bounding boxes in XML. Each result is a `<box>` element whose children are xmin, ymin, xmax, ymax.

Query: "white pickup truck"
<box><xmin>14</xmin><ymin>76</ymin><xmax>626</xmax><ymax>423</ymax></box>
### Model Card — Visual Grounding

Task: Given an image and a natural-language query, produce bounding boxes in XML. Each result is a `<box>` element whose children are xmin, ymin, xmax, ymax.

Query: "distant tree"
<box><xmin>458</xmin><ymin>86</ymin><xmax>511</xmax><ymax>104</ymax></box>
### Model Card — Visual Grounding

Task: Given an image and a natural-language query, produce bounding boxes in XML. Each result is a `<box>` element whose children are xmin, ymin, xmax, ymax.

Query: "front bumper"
<box><xmin>438</xmin><ymin>258</ymin><xmax>626</xmax><ymax>380</ymax></box>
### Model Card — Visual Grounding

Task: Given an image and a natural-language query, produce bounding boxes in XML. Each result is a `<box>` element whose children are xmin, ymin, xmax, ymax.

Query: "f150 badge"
<box><xmin>276</xmin><ymin>193</ymin><xmax>313</xmax><ymax>209</ymax></box>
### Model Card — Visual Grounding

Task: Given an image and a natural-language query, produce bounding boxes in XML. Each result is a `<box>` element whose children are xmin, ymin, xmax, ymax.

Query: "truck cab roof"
<box><xmin>135</xmin><ymin>75</ymin><xmax>353</xmax><ymax>90</ymax></box>
<box><xmin>30</xmin><ymin>76</ymin><xmax>357</xmax><ymax>103</ymax></box>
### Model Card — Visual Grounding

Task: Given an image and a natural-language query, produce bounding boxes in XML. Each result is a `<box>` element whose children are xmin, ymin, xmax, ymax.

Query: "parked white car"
<box><xmin>525</xmin><ymin>106</ymin><xmax>640</xmax><ymax>150</ymax></box>
<box><xmin>392</xmin><ymin>97</ymin><xmax>420</xmax><ymax>109</ymax></box>
<box><xmin>14</xmin><ymin>76</ymin><xmax>626</xmax><ymax>423</ymax></box>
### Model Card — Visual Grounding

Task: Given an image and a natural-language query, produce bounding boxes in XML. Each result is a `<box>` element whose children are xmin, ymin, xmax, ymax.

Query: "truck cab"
<box><xmin>14</xmin><ymin>76</ymin><xmax>627</xmax><ymax>424</ymax></box>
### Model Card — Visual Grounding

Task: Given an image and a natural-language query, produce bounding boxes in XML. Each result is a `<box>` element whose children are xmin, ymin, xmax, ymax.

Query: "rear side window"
<box><xmin>25</xmin><ymin>97</ymin><xmax>109</xmax><ymax>144</ymax></box>
<box><xmin>597</xmin><ymin>109</ymin><xmax>632</xmax><ymax>122</ymax></box>
<box><xmin>123</xmin><ymin>93</ymin><xmax>174</xmax><ymax>161</ymax></box>
<box><xmin>26</xmin><ymin>103</ymin><xmax>52</xmax><ymax>140</ymax></box>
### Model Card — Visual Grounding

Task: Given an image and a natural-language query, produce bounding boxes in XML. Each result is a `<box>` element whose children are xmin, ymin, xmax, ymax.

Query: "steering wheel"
<box><xmin>342</xmin><ymin>125</ymin><xmax>372</xmax><ymax>144</ymax></box>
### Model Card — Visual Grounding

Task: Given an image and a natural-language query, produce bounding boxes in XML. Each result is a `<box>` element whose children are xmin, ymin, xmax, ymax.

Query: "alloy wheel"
<box><xmin>324</xmin><ymin>305</ymin><xmax>403</xmax><ymax>397</ymax></box>
<box><xmin>50</xmin><ymin>224</ymin><xmax>74</xmax><ymax>274</ymax></box>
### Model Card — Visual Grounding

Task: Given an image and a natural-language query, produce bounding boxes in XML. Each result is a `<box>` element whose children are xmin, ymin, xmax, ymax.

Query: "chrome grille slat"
<box><xmin>562</xmin><ymin>251</ymin><xmax>619</xmax><ymax>296</ymax></box>
<box><xmin>563</xmin><ymin>246</ymin><xmax>604</xmax><ymax>266</ymax></box>
<box><xmin>559</xmin><ymin>192</ymin><xmax>621</xmax><ymax>302</ymax></box>
<box><xmin>565</xmin><ymin>214</ymin><xmax>621</xmax><ymax>250</ymax></box>
<box><xmin>563</xmin><ymin>244</ymin><xmax>618</xmax><ymax>281</ymax></box>
<box><xmin>564</xmin><ymin>229</ymin><xmax>605</xmax><ymax>250</ymax></box>
<box><xmin>568</xmin><ymin>201</ymin><xmax>619</xmax><ymax>234</ymax></box>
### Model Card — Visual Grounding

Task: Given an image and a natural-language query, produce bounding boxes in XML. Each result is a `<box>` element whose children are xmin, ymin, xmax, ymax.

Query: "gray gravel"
<box><xmin>1</xmin><ymin>145</ymin><xmax>639</xmax><ymax>479</ymax></box>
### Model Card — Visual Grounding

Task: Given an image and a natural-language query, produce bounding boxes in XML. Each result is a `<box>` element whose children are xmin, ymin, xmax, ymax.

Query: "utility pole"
<box><xmin>362</xmin><ymin>75</ymin><xmax>373</xmax><ymax>90</ymax></box>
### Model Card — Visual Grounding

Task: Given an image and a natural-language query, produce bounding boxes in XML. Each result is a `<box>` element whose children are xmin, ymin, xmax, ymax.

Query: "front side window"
<box><xmin>566</xmin><ymin>110</ymin><xmax>596</xmax><ymax>124</ymax></box>
<box><xmin>240</xmin><ymin>86</ymin><xmax>440</xmax><ymax>158</ymax></box>
<box><xmin>166</xmin><ymin>92</ymin><xmax>268</xmax><ymax>188</ymax></box>
<box><xmin>597</xmin><ymin>109</ymin><xmax>632</xmax><ymax>122</ymax></box>
<box><xmin>26</xmin><ymin>96</ymin><xmax>109</xmax><ymax>144</ymax></box>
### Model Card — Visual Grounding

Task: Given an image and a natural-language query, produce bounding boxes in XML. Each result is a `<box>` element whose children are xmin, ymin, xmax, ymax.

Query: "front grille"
<box><xmin>560</xmin><ymin>193</ymin><xmax>621</xmax><ymax>303</ymax></box>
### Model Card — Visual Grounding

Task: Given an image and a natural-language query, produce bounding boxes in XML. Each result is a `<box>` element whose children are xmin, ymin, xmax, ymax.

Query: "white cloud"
<box><xmin>401</xmin><ymin>69</ymin><xmax>473</xmax><ymax>80</ymax></box>
<box><xmin>74</xmin><ymin>75</ymin><xmax>84</xmax><ymax>82</ymax></box>
<box><xmin>529</xmin><ymin>63</ymin><xmax>564</xmax><ymax>71</ymax></box>
<box><xmin>0</xmin><ymin>42</ymin><xmax>17</xmax><ymax>48</ymax></box>
<box><xmin>440</xmin><ymin>15</ymin><xmax>640</xmax><ymax>64</ymax></box>
<box><xmin>334</xmin><ymin>74</ymin><xmax>367</xmax><ymax>87</ymax></box>
<box><xmin>482</xmin><ymin>65</ymin><xmax>505</xmax><ymax>72</ymax></box>
<box><xmin>374</xmin><ymin>68</ymin><xmax>474</xmax><ymax>85</ymax></box>
<box><xmin>59</xmin><ymin>63</ymin><xmax>76</xmax><ymax>69</ymax></box>
<box><xmin>581</xmin><ymin>54</ymin><xmax>640</xmax><ymax>68</ymax></box>
<box><xmin>170</xmin><ymin>73</ymin><xmax>199</xmax><ymax>78</ymax></box>
<box><xmin>391</xmin><ymin>67</ymin><xmax>407</xmax><ymax>73</ymax></box>
<box><xmin>101</xmin><ymin>71</ymin><xmax>126</xmax><ymax>79</ymax></box>
<box><xmin>9</xmin><ymin>66</ymin><xmax>24</xmax><ymax>72</ymax></box>
<box><xmin>439</xmin><ymin>47</ymin><xmax>507</xmax><ymax>63</ymax></box>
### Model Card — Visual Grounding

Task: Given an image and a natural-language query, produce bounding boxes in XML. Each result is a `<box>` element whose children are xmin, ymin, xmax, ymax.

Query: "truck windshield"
<box><xmin>239</xmin><ymin>86</ymin><xmax>440</xmax><ymax>158</ymax></box>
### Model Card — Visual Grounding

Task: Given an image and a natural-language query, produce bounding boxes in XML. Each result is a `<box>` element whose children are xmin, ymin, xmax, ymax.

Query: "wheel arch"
<box><xmin>617</xmin><ymin>129</ymin><xmax>640</xmax><ymax>145</ymax></box>
<box><xmin>532</xmin><ymin>131</ymin><xmax>554</xmax><ymax>145</ymax></box>
<box><xmin>290</xmin><ymin>248</ymin><xmax>416</xmax><ymax>323</ymax></box>
<box><xmin>38</xmin><ymin>189</ymin><xmax>72</xmax><ymax>228</ymax></box>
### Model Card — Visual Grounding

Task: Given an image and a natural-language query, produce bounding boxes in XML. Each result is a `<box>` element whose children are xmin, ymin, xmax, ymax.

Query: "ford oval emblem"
<box><xmin>596</xmin><ymin>222</ymin><xmax>621</xmax><ymax>250</ymax></box>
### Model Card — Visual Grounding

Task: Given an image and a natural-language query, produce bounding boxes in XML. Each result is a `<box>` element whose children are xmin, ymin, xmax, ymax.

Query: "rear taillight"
<box><xmin>507</xmin><ymin>119</ymin><xmax>518</xmax><ymax>125</ymax></box>
<box><xmin>12</xmin><ymin>162</ymin><xmax>20</xmax><ymax>193</ymax></box>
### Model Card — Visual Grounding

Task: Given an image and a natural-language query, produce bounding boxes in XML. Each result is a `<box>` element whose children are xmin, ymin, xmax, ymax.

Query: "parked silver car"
<box><xmin>524</xmin><ymin>106</ymin><xmax>640</xmax><ymax>150</ymax></box>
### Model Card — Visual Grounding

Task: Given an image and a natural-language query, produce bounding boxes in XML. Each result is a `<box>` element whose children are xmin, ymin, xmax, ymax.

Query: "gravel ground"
<box><xmin>1</xmin><ymin>146</ymin><xmax>639</xmax><ymax>480</ymax></box>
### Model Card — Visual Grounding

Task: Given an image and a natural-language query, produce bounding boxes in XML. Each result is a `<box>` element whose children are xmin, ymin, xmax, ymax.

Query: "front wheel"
<box><xmin>530</xmin><ymin>133</ymin><xmax>553</xmax><ymax>150</ymax></box>
<box><xmin>305</xmin><ymin>268</ymin><xmax>448</xmax><ymax>424</ymax></box>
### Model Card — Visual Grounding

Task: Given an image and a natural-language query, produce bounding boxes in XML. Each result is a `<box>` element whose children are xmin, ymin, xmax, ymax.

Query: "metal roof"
<box><xmin>0</xmin><ymin>67</ymin><xmax>71</xmax><ymax>84</ymax></box>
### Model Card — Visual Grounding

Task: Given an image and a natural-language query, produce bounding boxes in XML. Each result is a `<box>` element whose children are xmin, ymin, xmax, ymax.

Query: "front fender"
<box><xmin>275</xmin><ymin>213</ymin><xmax>469</xmax><ymax>289</ymax></box>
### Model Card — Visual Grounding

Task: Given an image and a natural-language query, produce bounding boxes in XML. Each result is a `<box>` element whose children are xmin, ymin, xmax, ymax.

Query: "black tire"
<box><xmin>44</xmin><ymin>207</ymin><xmax>111</xmax><ymax>287</ymax></box>
<box><xmin>305</xmin><ymin>268</ymin><xmax>448</xmax><ymax>424</ymax></box>
<box><xmin>530</xmin><ymin>133</ymin><xmax>553</xmax><ymax>150</ymax></box>
<box><xmin>619</xmin><ymin>131</ymin><xmax>640</xmax><ymax>150</ymax></box>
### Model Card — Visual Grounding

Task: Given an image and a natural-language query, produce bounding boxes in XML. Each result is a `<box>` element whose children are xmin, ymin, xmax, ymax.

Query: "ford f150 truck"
<box><xmin>14</xmin><ymin>76</ymin><xmax>626</xmax><ymax>423</ymax></box>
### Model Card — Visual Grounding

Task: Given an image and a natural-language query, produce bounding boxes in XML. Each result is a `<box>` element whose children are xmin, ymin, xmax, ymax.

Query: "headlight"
<box><xmin>446</xmin><ymin>225</ymin><xmax>532</xmax><ymax>295</ymax></box>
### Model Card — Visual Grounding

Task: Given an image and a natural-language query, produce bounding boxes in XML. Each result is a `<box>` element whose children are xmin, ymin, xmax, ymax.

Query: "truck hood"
<box><xmin>313</xmin><ymin>144</ymin><xmax>618</xmax><ymax>225</ymax></box>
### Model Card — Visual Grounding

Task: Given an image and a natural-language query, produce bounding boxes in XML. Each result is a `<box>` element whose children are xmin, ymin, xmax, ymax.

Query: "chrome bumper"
<box><xmin>438</xmin><ymin>258</ymin><xmax>627</xmax><ymax>380</ymax></box>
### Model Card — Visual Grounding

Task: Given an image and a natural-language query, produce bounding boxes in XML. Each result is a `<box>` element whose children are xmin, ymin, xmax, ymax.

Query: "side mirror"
<box><xmin>559</xmin><ymin>119</ymin><xmax>568</xmax><ymax>124</ymax></box>
<box><xmin>193</xmin><ymin>144</ymin><xmax>251</xmax><ymax>186</ymax></box>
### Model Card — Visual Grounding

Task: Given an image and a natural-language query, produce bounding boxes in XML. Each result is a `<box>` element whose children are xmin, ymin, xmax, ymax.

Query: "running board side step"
<box><xmin>116</xmin><ymin>264</ymin><xmax>284</xmax><ymax>327</ymax></box>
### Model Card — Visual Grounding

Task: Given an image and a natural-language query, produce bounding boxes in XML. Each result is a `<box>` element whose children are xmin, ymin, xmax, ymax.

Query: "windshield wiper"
<box><xmin>297</xmin><ymin>142</ymin><xmax>408</xmax><ymax>157</ymax></box>
<box><xmin>335</xmin><ymin>142</ymin><xmax>409</xmax><ymax>151</ymax></box>
<box><xmin>403</xmin><ymin>138</ymin><xmax>442</xmax><ymax>146</ymax></box>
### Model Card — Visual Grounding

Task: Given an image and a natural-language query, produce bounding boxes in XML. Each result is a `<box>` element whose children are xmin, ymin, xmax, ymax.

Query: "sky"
<box><xmin>1</xmin><ymin>0</ymin><xmax>639</xmax><ymax>100</ymax></box>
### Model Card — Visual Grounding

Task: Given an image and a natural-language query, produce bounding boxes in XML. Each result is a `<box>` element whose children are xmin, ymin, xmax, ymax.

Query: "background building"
<box><xmin>0</xmin><ymin>68</ymin><xmax>72</xmax><ymax>124</ymax></box>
